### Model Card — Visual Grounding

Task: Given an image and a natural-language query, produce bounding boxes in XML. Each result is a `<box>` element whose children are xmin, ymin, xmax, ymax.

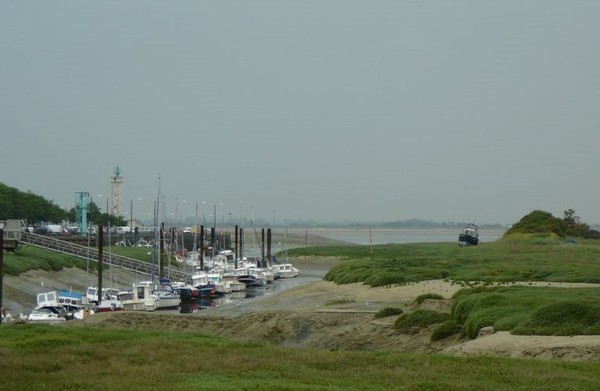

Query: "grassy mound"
<box><xmin>451</xmin><ymin>286</ymin><xmax>600</xmax><ymax>339</ymax></box>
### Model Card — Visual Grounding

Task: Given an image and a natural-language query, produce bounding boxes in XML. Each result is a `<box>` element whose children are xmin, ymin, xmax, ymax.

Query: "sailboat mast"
<box><xmin>152</xmin><ymin>175</ymin><xmax>161</xmax><ymax>288</ymax></box>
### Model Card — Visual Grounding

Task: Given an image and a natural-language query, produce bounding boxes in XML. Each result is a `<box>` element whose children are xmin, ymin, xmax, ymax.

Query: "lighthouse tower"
<box><xmin>110</xmin><ymin>166</ymin><xmax>123</xmax><ymax>216</ymax></box>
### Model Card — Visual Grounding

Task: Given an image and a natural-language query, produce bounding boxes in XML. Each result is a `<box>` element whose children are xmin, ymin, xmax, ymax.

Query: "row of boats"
<box><xmin>24</xmin><ymin>251</ymin><xmax>300</xmax><ymax>324</ymax></box>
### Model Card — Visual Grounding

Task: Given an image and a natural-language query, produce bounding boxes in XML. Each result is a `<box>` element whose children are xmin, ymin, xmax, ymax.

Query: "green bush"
<box><xmin>431</xmin><ymin>320</ymin><xmax>460</xmax><ymax>341</ymax></box>
<box><xmin>374</xmin><ymin>307</ymin><xmax>404</xmax><ymax>318</ymax></box>
<box><xmin>512</xmin><ymin>300</ymin><xmax>600</xmax><ymax>336</ymax></box>
<box><xmin>414</xmin><ymin>293</ymin><xmax>444</xmax><ymax>304</ymax></box>
<box><xmin>462</xmin><ymin>309</ymin><xmax>499</xmax><ymax>339</ymax></box>
<box><xmin>505</xmin><ymin>210</ymin><xmax>566</xmax><ymax>237</ymax></box>
<box><xmin>364</xmin><ymin>272</ymin><xmax>406</xmax><ymax>287</ymax></box>
<box><xmin>451</xmin><ymin>286</ymin><xmax>600</xmax><ymax>338</ymax></box>
<box><xmin>394</xmin><ymin>309</ymin><xmax>449</xmax><ymax>332</ymax></box>
<box><xmin>450</xmin><ymin>292</ymin><xmax>480</xmax><ymax>324</ymax></box>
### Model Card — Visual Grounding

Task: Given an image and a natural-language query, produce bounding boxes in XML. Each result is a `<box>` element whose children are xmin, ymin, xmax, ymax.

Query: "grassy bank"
<box><xmin>452</xmin><ymin>286</ymin><xmax>600</xmax><ymax>339</ymax></box>
<box><xmin>2</xmin><ymin>246</ymin><xmax>89</xmax><ymax>276</ymax></box>
<box><xmin>1</xmin><ymin>324</ymin><xmax>599</xmax><ymax>391</ymax></box>
<box><xmin>2</xmin><ymin>244</ymin><xmax>173</xmax><ymax>276</ymax></box>
<box><xmin>290</xmin><ymin>233</ymin><xmax>600</xmax><ymax>286</ymax></box>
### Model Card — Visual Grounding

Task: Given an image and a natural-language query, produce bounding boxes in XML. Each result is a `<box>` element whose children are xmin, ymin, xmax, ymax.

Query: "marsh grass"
<box><xmin>451</xmin><ymin>286</ymin><xmax>600</xmax><ymax>338</ymax></box>
<box><xmin>325</xmin><ymin>298</ymin><xmax>356</xmax><ymax>306</ymax></box>
<box><xmin>1</xmin><ymin>324</ymin><xmax>599</xmax><ymax>390</ymax></box>
<box><xmin>431</xmin><ymin>320</ymin><xmax>460</xmax><ymax>341</ymax></box>
<box><xmin>394</xmin><ymin>309</ymin><xmax>449</xmax><ymax>332</ymax></box>
<box><xmin>288</xmin><ymin>236</ymin><xmax>600</xmax><ymax>338</ymax></box>
<box><xmin>414</xmin><ymin>293</ymin><xmax>444</xmax><ymax>304</ymax></box>
<box><xmin>374</xmin><ymin>306</ymin><xmax>404</xmax><ymax>318</ymax></box>
<box><xmin>291</xmin><ymin>236</ymin><xmax>600</xmax><ymax>286</ymax></box>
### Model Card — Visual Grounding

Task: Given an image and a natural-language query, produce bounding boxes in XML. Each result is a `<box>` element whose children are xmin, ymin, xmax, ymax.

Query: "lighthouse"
<box><xmin>110</xmin><ymin>166</ymin><xmax>123</xmax><ymax>216</ymax></box>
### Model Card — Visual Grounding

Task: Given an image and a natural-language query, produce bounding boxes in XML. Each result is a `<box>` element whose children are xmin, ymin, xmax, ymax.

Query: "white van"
<box><xmin>117</xmin><ymin>226</ymin><xmax>132</xmax><ymax>234</ymax></box>
<box><xmin>46</xmin><ymin>224</ymin><xmax>65</xmax><ymax>234</ymax></box>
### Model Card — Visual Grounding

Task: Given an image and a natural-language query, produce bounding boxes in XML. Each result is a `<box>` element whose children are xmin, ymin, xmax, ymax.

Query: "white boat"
<box><xmin>273</xmin><ymin>263</ymin><xmax>299</xmax><ymax>278</ymax></box>
<box><xmin>235</xmin><ymin>266</ymin><xmax>268</xmax><ymax>287</ymax></box>
<box><xmin>27</xmin><ymin>308</ymin><xmax>66</xmax><ymax>324</ymax></box>
<box><xmin>95</xmin><ymin>299</ymin><xmax>125</xmax><ymax>313</ymax></box>
<box><xmin>117</xmin><ymin>284</ymin><xmax>157</xmax><ymax>311</ymax></box>
<box><xmin>36</xmin><ymin>291</ymin><xmax>60</xmax><ymax>308</ymax></box>
<box><xmin>34</xmin><ymin>291</ymin><xmax>70</xmax><ymax>319</ymax></box>
<box><xmin>153</xmin><ymin>290</ymin><xmax>180</xmax><ymax>309</ymax></box>
<box><xmin>57</xmin><ymin>290</ymin><xmax>85</xmax><ymax>313</ymax></box>
<box><xmin>85</xmin><ymin>286</ymin><xmax>120</xmax><ymax>305</ymax></box>
<box><xmin>220</xmin><ymin>273</ymin><xmax>246</xmax><ymax>292</ymax></box>
<box><xmin>206</xmin><ymin>272</ymin><xmax>232</xmax><ymax>295</ymax></box>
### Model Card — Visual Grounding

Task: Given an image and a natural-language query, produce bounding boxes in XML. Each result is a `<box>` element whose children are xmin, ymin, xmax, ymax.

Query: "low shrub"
<box><xmin>431</xmin><ymin>320</ymin><xmax>460</xmax><ymax>341</ymax></box>
<box><xmin>414</xmin><ymin>293</ymin><xmax>444</xmax><ymax>304</ymax></box>
<box><xmin>364</xmin><ymin>272</ymin><xmax>406</xmax><ymax>287</ymax></box>
<box><xmin>374</xmin><ymin>307</ymin><xmax>404</xmax><ymax>318</ymax></box>
<box><xmin>325</xmin><ymin>298</ymin><xmax>356</xmax><ymax>306</ymax></box>
<box><xmin>394</xmin><ymin>309</ymin><xmax>449</xmax><ymax>332</ymax></box>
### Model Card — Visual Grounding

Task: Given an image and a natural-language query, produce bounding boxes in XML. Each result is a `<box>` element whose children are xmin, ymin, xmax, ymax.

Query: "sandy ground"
<box><xmin>4</xmin><ymin>256</ymin><xmax>600</xmax><ymax>361</ymax></box>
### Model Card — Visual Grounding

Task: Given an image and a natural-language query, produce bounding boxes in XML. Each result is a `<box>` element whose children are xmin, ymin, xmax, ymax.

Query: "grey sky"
<box><xmin>2</xmin><ymin>1</ymin><xmax>599</xmax><ymax>226</ymax></box>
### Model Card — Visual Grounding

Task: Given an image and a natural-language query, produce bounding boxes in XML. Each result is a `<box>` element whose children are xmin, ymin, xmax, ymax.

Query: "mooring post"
<box><xmin>261</xmin><ymin>228</ymin><xmax>265</xmax><ymax>266</ymax></box>
<box><xmin>234</xmin><ymin>225</ymin><xmax>239</xmax><ymax>267</ymax></box>
<box><xmin>238</xmin><ymin>227</ymin><xmax>243</xmax><ymax>268</ymax></box>
<box><xmin>199</xmin><ymin>225</ymin><xmax>205</xmax><ymax>270</ymax></box>
<box><xmin>98</xmin><ymin>224</ymin><xmax>103</xmax><ymax>306</ymax></box>
<box><xmin>267</xmin><ymin>228</ymin><xmax>272</xmax><ymax>266</ymax></box>
<box><xmin>0</xmin><ymin>228</ymin><xmax>4</xmax><ymax>323</ymax></box>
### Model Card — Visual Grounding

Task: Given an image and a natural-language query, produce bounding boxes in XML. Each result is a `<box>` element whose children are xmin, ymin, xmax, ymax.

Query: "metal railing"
<box><xmin>20</xmin><ymin>232</ymin><xmax>191</xmax><ymax>283</ymax></box>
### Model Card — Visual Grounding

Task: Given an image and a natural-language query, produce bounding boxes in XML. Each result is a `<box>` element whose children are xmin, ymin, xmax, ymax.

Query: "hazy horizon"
<box><xmin>2</xmin><ymin>1</ymin><xmax>599</xmax><ymax>226</ymax></box>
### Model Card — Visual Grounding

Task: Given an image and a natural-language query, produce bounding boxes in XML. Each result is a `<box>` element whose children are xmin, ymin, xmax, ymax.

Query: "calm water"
<box><xmin>300</xmin><ymin>228</ymin><xmax>506</xmax><ymax>246</ymax></box>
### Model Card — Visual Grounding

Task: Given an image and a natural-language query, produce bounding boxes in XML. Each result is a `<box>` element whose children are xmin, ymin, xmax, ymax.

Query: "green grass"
<box><xmin>2</xmin><ymin>244</ymin><xmax>176</xmax><ymax>276</ymax></box>
<box><xmin>451</xmin><ymin>286</ymin><xmax>600</xmax><ymax>339</ymax></box>
<box><xmin>395</xmin><ymin>309</ymin><xmax>449</xmax><ymax>332</ymax></box>
<box><xmin>2</xmin><ymin>246</ymin><xmax>89</xmax><ymax>275</ymax></box>
<box><xmin>414</xmin><ymin>293</ymin><xmax>445</xmax><ymax>304</ymax></box>
<box><xmin>431</xmin><ymin>320</ymin><xmax>460</xmax><ymax>341</ymax></box>
<box><xmin>107</xmin><ymin>245</ymin><xmax>155</xmax><ymax>262</ymax></box>
<box><xmin>374</xmin><ymin>307</ymin><xmax>404</xmax><ymax>318</ymax></box>
<box><xmin>324</xmin><ymin>298</ymin><xmax>356</xmax><ymax>306</ymax></box>
<box><xmin>1</xmin><ymin>324</ymin><xmax>599</xmax><ymax>390</ymax></box>
<box><xmin>287</xmin><ymin>234</ymin><xmax>600</xmax><ymax>286</ymax></box>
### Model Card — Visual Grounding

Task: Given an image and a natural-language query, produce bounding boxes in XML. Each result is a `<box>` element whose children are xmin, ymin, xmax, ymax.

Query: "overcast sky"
<box><xmin>2</xmin><ymin>1</ymin><xmax>599</xmax><ymax>226</ymax></box>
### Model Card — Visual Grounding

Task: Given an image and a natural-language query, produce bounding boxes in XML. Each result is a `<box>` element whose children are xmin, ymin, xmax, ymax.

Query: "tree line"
<box><xmin>0</xmin><ymin>183</ymin><xmax>126</xmax><ymax>227</ymax></box>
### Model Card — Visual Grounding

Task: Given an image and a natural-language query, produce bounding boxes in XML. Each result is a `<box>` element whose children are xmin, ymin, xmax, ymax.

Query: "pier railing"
<box><xmin>20</xmin><ymin>232</ymin><xmax>191</xmax><ymax>283</ymax></box>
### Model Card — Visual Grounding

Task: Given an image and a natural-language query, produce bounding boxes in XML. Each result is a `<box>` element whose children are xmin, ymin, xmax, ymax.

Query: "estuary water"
<box><xmin>298</xmin><ymin>227</ymin><xmax>506</xmax><ymax>246</ymax></box>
